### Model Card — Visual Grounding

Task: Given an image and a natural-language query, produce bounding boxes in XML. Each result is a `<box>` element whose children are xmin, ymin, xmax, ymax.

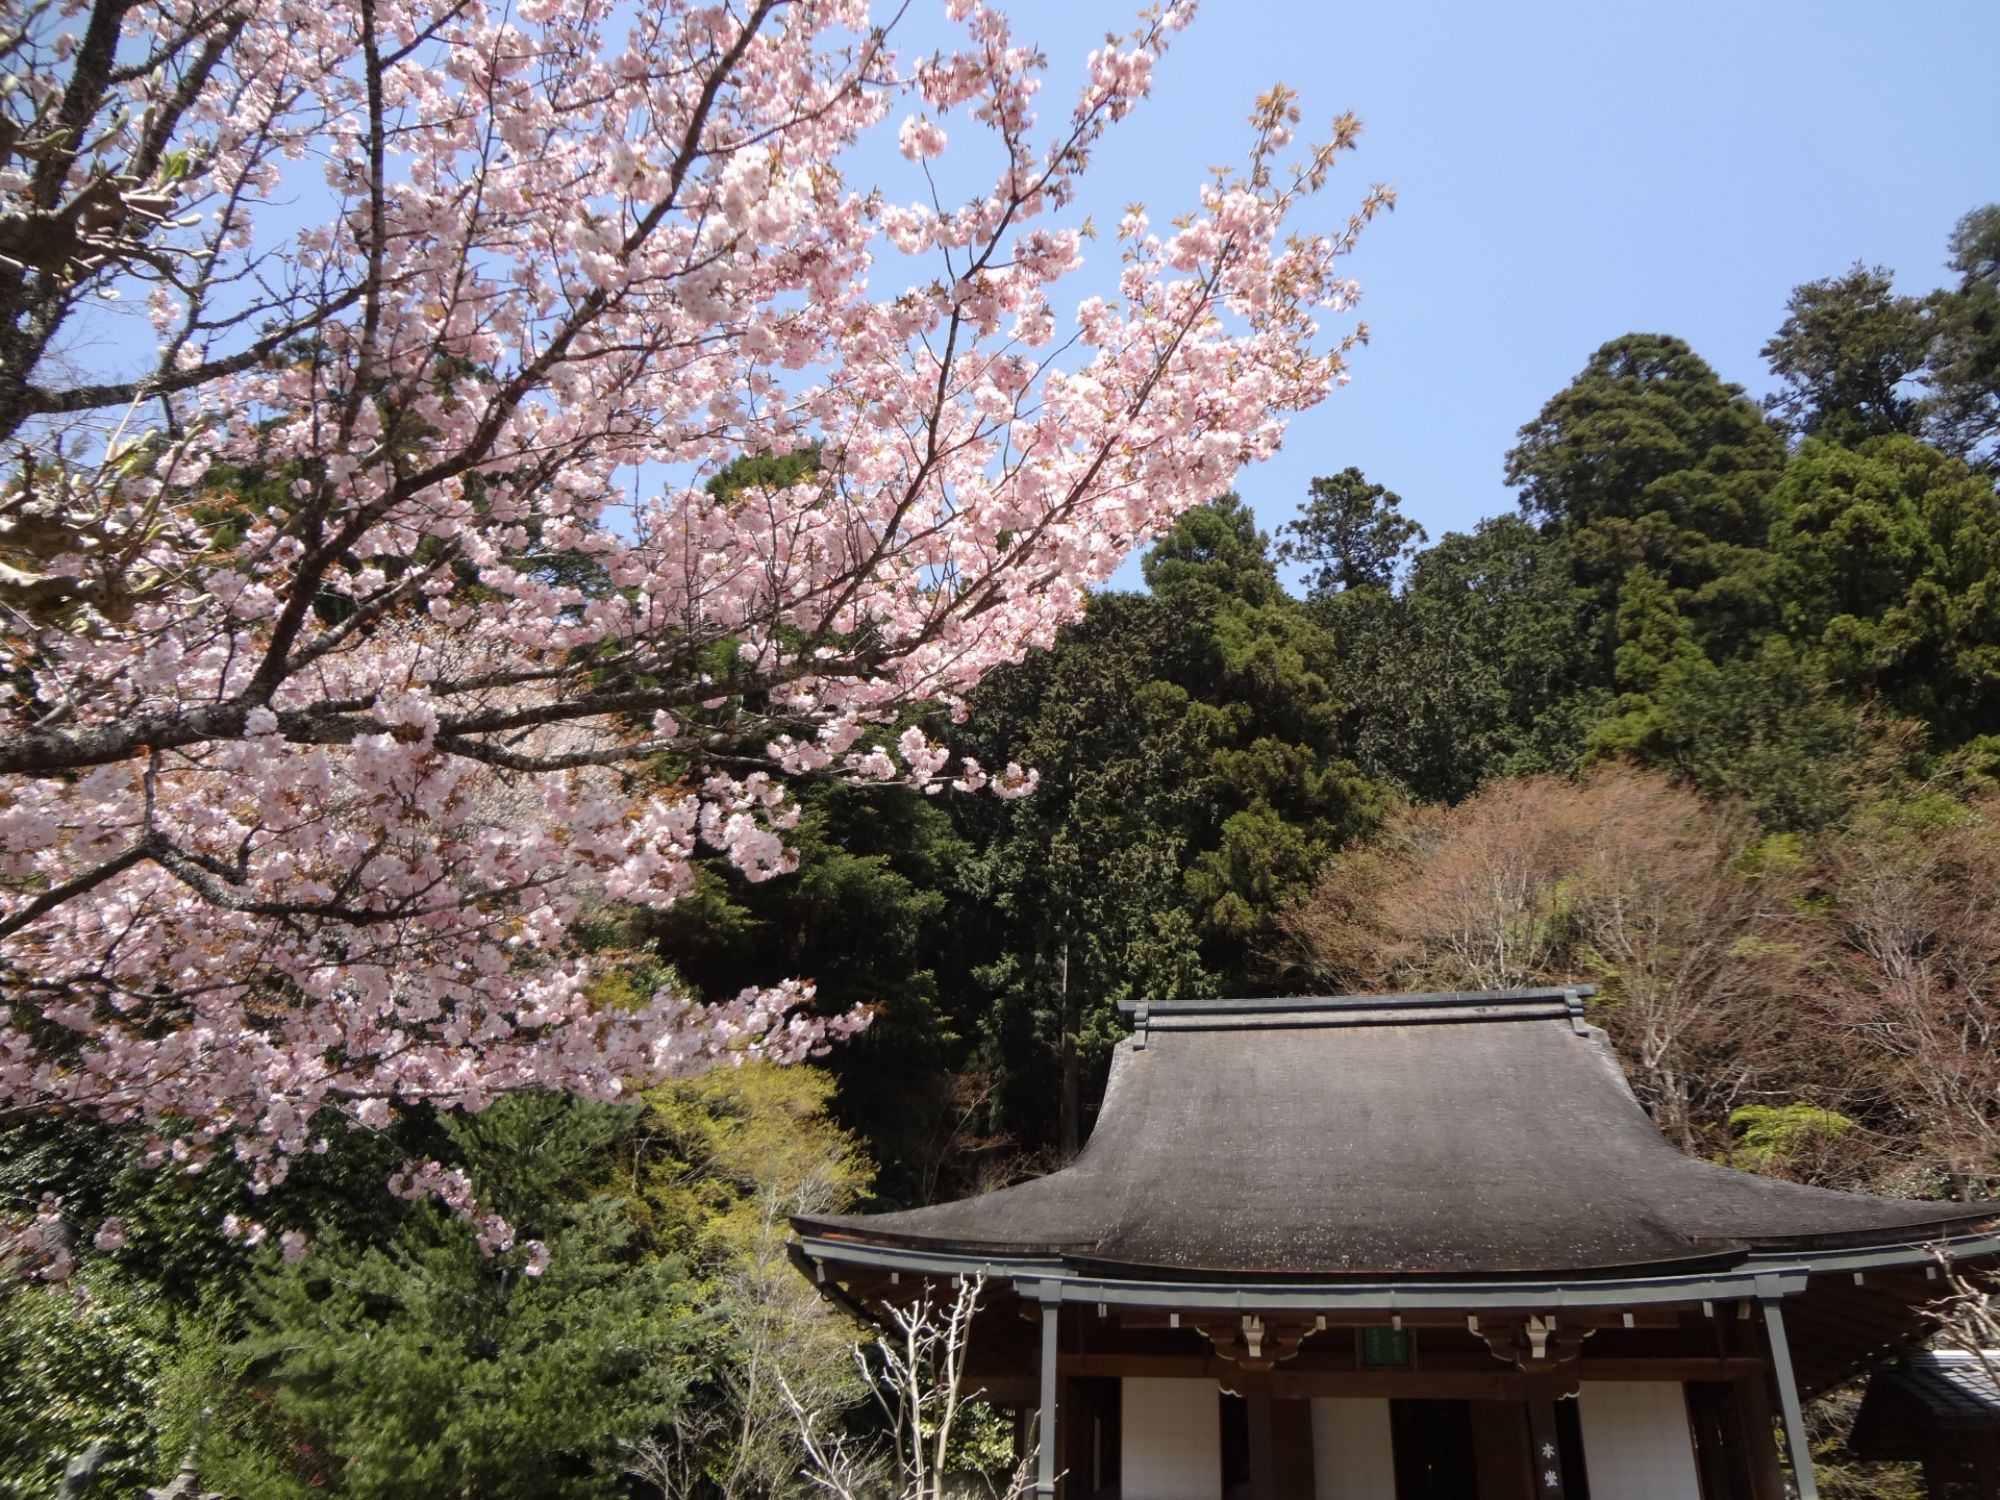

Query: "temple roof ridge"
<box><xmin>1119</xmin><ymin>985</ymin><xmax>1598</xmax><ymax>1033</ymax></box>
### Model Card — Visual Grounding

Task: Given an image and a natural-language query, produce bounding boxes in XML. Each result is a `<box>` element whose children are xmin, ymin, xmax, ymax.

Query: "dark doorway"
<box><xmin>1220</xmin><ymin>1390</ymin><xmax>1250</xmax><ymax>1498</ymax></box>
<box><xmin>1393</xmin><ymin>1399</ymin><xmax>1482</xmax><ymax>1500</ymax></box>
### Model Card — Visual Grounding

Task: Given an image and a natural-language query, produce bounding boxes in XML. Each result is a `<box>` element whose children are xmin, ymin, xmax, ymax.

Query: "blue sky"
<box><xmin>941</xmin><ymin>0</ymin><xmax>2000</xmax><ymax>582</ymax></box>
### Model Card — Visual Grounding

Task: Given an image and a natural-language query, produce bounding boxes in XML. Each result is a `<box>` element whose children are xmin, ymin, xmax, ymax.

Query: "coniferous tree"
<box><xmin>1329</xmin><ymin>515</ymin><xmax>1605</xmax><ymax>803</ymax></box>
<box><xmin>210</xmin><ymin>1097</ymin><xmax>706</xmax><ymax>1500</ymax></box>
<box><xmin>951</xmin><ymin>497</ymin><xmax>1388</xmax><ymax>1154</ymax></box>
<box><xmin>1761</xmin><ymin>264</ymin><xmax>1932</xmax><ymax>444</ymax></box>
<box><xmin>1927</xmin><ymin>205</ymin><xmax>2000</xmax><ymax>467</ymax></box>
<box><xmin>1275</xmin><ymin>467</ymin><xmax>1427</xmax><ymax>595</ymax></box>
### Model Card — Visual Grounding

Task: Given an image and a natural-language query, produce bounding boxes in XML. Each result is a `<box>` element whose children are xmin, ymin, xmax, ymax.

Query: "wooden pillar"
<box><xmin>1247</xmin><ymin>1388</ymin><xmax>1278</xmax><ymax>1500</ymax></box>
<box><xmin>1730</xmin><ymin>1369</ymin><xmax>1788</xmax><ymax>1500</ymax></box>
<box><xmin>1975</xmin><ymin>1437</ymin><xmax>2000</xmax><ymax>1500</ymax></box>
<box><xmin>1921</xmin><ymin>1448</ymin><xmax>1951</xmax><ymax>1500</ymax></box>
<box><xmin>1686</xmin><ymin>1381</ymin><xmax>1758</xmax><ymax>1500</ymax></box>
<box><xmin>1244</xmin><ymin>1387</ymin><xmax>1313</xmax><ymax>1500</ymax></box>
<box><xmin>1037</xmin><ymin>1299</ymin><xmax>1059</xmax><ymax>1500</ymax></box>
<box><xmin>1759</xmin><ymin>1299</ymin><xmax>1820</xmax><ymax>1500</ymax></box>
<box><xmin>1526</xmin><ymin>1395</ymin><xmax>1574</xmax><ymax>1500</ymax></box>
<box><xmin>1471</xmin><ymin>1401</ymin><xmax>1535</xmax><ymax>1500</ymax></box>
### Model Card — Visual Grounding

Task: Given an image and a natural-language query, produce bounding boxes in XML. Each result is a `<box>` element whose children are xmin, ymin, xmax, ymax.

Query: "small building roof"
<box><xmin>1850</xmin><ymin>1352</ymin><xmax>2000</xmax><ymax>1462</ymax></box>
<box><xmin>796</xmin><ymin>989</ymin><xmax>1995</xmax><ymax>1280</ymax></box>
<box><xmin>1881</xmin><ymin>1352</ymin><xmax>2000</xmax><ymax>1424</ymax></box>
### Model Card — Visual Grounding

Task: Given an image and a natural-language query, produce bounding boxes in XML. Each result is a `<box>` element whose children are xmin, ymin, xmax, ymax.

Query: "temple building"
<box><xmin>791</xmin><ymin>988</ymin><xmax>2000</xmax><ymax>1500</ymax></box>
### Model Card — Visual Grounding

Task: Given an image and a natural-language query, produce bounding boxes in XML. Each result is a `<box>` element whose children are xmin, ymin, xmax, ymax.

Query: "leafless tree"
<box><xmin>1929</xmin><ymin>1252</ymin><xmax>2000</xmax><ymax>1392</ymax></box>
<box><xmin>1814</xmin><ymin>805</ymin><xmax>2000</xmax><ymax>1200</ymax></box>
<box><xmin>781</xmin><ymin>1275</ymin><xmax>1035</xmax><ymax>1500</ymax></box>
<box><xmin>1284</xmin><ymin>766</ymin><xmax>1810</xmax><ymax>1152</ymax></box>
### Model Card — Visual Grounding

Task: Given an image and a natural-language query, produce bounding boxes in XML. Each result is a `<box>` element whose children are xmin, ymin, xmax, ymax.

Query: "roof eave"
<box><xmin>793</xmin><ymin>1225</ymin><xmax>2000</xmax><ymax>1312</ymax></box>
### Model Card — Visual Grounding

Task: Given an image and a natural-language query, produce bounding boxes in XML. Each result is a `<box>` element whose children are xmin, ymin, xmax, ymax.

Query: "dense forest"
<box><xmin>5</xmin><ymin>205</ymin><xmax>1998</xmax><ymax>1499</ymax></box>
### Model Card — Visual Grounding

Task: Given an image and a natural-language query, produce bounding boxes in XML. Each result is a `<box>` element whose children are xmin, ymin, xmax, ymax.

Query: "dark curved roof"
<box><xmin>1850</xmin><ymin>1352</ymin><xmax>2000</xmax><ymax>1459</ymax></box>
<box><xmin>1873</xmin><ymin>1352</ymin><xmax>2000</xmax><ymax>1423</ymax></box>
<box><xmin>797</xmin><ymin>990</ymin><xmax>1996</xmax><ymax>1279</ymax></box>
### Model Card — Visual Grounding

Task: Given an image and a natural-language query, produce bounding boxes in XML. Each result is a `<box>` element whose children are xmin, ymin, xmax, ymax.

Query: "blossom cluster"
<box><xmin>0</xmin><ymin>0</ymin><xmax>1385</xmax><ymax>1255</ymax></box>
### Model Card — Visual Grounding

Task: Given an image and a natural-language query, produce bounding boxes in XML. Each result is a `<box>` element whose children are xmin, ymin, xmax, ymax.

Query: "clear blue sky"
<box><xmin>943</xmin><ymin>0</ymin><xmax>2000</xmax><ymax>583</ymax></box>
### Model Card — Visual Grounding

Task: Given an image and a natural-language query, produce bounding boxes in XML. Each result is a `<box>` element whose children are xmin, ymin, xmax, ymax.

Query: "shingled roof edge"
<box><xmin>797</xmin><ymin>1003</ymin><xmax>2000</xmax><ymax>1278</ymax></box>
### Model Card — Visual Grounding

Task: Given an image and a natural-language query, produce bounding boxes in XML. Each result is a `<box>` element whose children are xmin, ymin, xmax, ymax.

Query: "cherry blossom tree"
<box><xmin>0</xmin><ymin>0</ymin><xmax>1385</xmax><ymax>1241</ymax></box>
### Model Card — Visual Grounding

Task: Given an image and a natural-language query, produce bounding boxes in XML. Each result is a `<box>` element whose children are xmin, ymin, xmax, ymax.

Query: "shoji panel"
<box><xmin>1578</xmin><ymin>1382</ymin><xmax>1702</xmax><ymax>1500</ymax></box>
<box><xmin>1311</xmin><ymin>1398</ymin><xmax>1396</xmax><ymax>1500</ymax></box>
<box><xmin>1120</xmin><ymin>1378</ymin><xmax>1222</xmax><ymax>1500</ymax></box>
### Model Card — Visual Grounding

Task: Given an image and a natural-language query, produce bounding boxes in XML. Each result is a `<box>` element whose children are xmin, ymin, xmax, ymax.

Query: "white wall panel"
<box><xmin>1311</xmin><ymin>1397</ymin><xmax>1396</xmax><ymax>1500</ymax></box>
<box><xmin>1120</xmin><ymin>1378</ymin><xmax>1221</xmax><ymax>1500</ymax></box>
<box><xmin>1578</xmin><ymin>1382</ymin><xmax>1701</xmax><ymax>1500</ymax></box>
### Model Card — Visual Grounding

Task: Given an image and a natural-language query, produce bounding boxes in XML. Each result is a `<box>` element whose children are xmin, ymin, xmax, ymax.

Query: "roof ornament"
<box><xmin>1189</xmin><ymin>1312</ymin><xmax>1313</xmax><ymax>1371</ymax></box>
<box><xmin>1477</xmin><ymin>1313</ymin><xmax>1594</xmax><ymax>1384</ymax></box>
<box><xmin>1563</xmin><ymin>987</ymin><xmax>1588</xmax><ymax>1036</ymax></box>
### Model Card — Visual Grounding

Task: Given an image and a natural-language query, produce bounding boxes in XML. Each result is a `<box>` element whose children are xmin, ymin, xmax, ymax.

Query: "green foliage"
<box><xmin>1327</xmin><ymin>514</ymin><xmax>1607</xmax><ymax>802</ymax></box>
<box><xmin>1591</xmin><ymin>636</ymin><xmax>1885</xmax><ymax>831</ymax></box>
<box><xmin>223</xmin><ymin>1218</ymin><xmax>697</xmax><ymax>1500</ymax></box>
<box><xmin>1506</xmin><ymin>332</ymin><xmax>1785</xmax><ymax>558</ymax></box>
<box><xmin>636</xmin><ymin>776</ymin><xmax>971</xmax><ymax>1205</ymax></box>
<box><xmin>706</xmin><ymin>447</ymin><xmax>823</xmax><ymax>500</ymax></box>
<box><xmin>1927</xmin><ymin>205</ymin><xmax>2000</xmax><ymax>465</ymax></box>
<box><xmin>1138</xmin><ymin>490</ymin><xmax>1282</xmax><ymax>604</ymax></box>
<box><xmin>1761</xmin><ymin>263</ymin><xmax>1932</xmax><ymax>443</ymax></box>
<box><xmin>202</xmin><ymin>1096</ymin><xmax>706</xmax><ymax>1500</ymax></box>
<box><xmin>0</xmin><ymin>1272</ymin><xmax>174</xmax><ymax>1499</ymax></box>
<box><xmin>1765</xmin><ymin>434</ymin><xmax>2000</xmax><ymax>744</ymax></box>
<box><xmin>955</xmin><ymin>496</ymin><xmax>1389</xmax><ymax>1151</ymax></box>
<box><xmin>1275</xmin><ymin>466</ymin><xmax>1427</xmax><ymax>595</ymax></box>
<box><xmin>627</xmin><ymin>1065</ymin><xmax>875</xmax><ymax>1500</ymax></box>
<box><xmin>1728</xmin><ymin>1104</ymin><xmax>1856</xmax><ymax>1175</ymax></box>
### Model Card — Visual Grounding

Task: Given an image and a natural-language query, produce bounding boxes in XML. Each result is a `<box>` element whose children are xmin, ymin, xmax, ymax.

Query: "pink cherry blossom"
<box><xmin>0</xmin><ymin>0</ymin><xmax>1385</xmax><ymax>1235</ymax></box>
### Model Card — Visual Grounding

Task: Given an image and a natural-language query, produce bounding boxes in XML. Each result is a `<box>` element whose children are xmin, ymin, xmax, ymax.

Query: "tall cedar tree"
<box><xmin>950</xmin><ymin>497</ymin><xmax>1389</xmax><ymax>1156</ymax></box>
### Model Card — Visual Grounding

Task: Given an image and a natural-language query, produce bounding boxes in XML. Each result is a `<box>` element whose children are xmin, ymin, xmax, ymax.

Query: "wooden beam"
<box><xmin>1056</xmin><ymin>1348</ymin><xmax>1763</xmax><ymax>1386</ymax></box>
<box><xmin>1059</xmin><ymin>1349</ymin><xmax>1535</xmax><ymax>1379</ymax></box>
<box><xmin>1109</xmin><ymin>1305</ymin><xmax>1684</xmax><ymax>1332</ymax></box>
<box><xmin>1058</xmin><ymin>1353</ymin><xmax>1529</xmax><ymax>1400</ymax></box>
<box><xmin>1732</xmin><ymin>1370</ymin><xmax>1788</xmax><ymax>1500</ymax></box>
<box><xmin>1577</xmin><ymin>1356</ymin><xmax>1766</xmax><ymax>1379</ymax></box>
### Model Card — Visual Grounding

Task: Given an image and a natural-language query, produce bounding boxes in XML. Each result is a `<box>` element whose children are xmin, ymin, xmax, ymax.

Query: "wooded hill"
<box><xmin>660</xmin><ymin>203</ymin><xmax>2000</xmax><ymax>1210</ymax></box>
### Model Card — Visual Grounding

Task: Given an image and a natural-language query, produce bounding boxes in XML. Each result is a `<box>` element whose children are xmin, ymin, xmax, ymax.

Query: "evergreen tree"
<box><xmin>209</xmin><ymin>1097</ymin><xmax>706</xmax><ymax>1500</ymax></box>
<box><xmin>1329</xmin><ymin>515</ymin><xmax>1606</xmax><ymax>803</ymax></box>
<box><xmin>952</xmin><ymin>497</ymin><xmax>1388</xmax><ymax>1154</ymax></box>
<box><xmin>1761</xmin><ymin>264</ymin><xmax>1932</xmax><ymax>443</ymax></box>
<box><xmin>1926</xmin><ymin>205</ymin><xmax>2000</xmax><ymax>467</ymax></box>
<box><xmin>1764</xmin><ymin>434</ymin><xmax>2000</xmax><ymax>746</ymax></box>
<box><xmin>1507</xmin><ymin>333</ymin><xmax>1786</xmax><ymax>548</ymax></box>
<box><xmin>632</xmin><ymin>778</ymin><xmax>973</xmax><ymax>1208</ymax></box>
<box><xmin>1275</xmin><ymin>467</ymin><xmax>1427</xmax><ymax>595</ymax></box>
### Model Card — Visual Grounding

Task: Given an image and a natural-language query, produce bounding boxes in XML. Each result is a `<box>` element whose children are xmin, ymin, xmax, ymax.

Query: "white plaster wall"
<box><xmin>1120</xmin><ymin>1378</ymin><xmax>1221</xmax><ymax>1500</ymax></box>
<box><xmin>1578</xmin><ymin>1382</ymin><xmax>1702</xmax><ymax>1500</ymax></box>
<box><xmin>1310</xmin><ymin>1398</ymin><xmax>1397</xmax><ymax>1500</ymax></box>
